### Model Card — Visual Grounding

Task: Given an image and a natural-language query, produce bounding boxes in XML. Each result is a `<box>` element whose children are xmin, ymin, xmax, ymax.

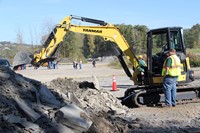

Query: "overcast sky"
<box><xmin>0</xmin><ymin>0</ymin><xmax>200</xmax><ymax>44</ymax></box>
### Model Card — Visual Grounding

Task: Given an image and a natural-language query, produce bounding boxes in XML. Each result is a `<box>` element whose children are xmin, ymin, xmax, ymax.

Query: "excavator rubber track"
<box><xmin>122</xmin><ymin>78</ymin><xmax>200</xmax><ymax>107</ymax></box>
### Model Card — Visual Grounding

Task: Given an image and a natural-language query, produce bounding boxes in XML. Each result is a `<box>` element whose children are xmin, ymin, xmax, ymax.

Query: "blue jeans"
<box><xmin>163</xmin><ymin>76</ymin><xmax>178</xmax><ymax>106</ymax></box>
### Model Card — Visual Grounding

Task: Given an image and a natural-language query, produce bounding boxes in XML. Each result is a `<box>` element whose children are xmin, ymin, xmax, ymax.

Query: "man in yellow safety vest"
<box><xmin>162</xmin><ymin>49</ymin><xmax>181</xmax><ymax>107</ymax></box>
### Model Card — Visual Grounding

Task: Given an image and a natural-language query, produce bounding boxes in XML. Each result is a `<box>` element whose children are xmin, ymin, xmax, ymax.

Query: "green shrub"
<box><xmin>108</xmin><ymin>59</ymin><xmax>122</xmax><ymax>69</ymax></box>
<box><xmin>187</xmin><ymin>52</ymin><xmax>200</xmax><ymax>67</ymax></box>
<box><xmin>187</xmin><ymin>48</ymin><xmax>200</xmax><ymax>53</ymax></box>
<box><xmin>108</xmin><ymin>56</ymin><xmax>133</xmax><ymax>69</ymax></box>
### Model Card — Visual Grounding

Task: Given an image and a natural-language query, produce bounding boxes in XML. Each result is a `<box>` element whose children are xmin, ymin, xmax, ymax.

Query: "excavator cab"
<box><xmin>145</xmin><ymin>27</ymin><xmax>194</xmax><ymax>86</ymax></box>
<box><xmin>122</xmin><ymin>27</ymin><xmax>196</xmax><ymax>107</ymax></box>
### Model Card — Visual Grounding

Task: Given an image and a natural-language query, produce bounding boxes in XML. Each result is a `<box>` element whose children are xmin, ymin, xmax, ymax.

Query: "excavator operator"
<box><xmin>132</xmin><ymin>55</ymin><xmax>147</xmax><ymax>85</ymax></box>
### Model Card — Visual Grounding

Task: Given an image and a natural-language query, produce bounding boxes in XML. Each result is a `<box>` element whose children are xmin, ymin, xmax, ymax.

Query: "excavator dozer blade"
<box><xmin>13</xmin><ymin>50</ymin><xmax>34</xmax><ymax>70</ymax></box>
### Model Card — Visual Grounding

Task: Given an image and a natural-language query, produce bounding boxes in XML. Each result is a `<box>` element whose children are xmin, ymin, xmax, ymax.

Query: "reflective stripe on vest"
<box><xmin>162</xmin><ymin>54</ymin><xmax>181</xmax><ymax>76</ymax></box>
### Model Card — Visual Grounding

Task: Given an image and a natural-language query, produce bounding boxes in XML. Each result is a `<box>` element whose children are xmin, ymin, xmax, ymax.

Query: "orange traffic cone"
<box><xmin>111</xmin><ymin>75</ymin><xmax>118</xmax><ymax>91</ymax></box>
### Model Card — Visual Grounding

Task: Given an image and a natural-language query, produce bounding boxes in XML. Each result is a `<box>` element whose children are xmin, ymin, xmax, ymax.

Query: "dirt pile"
<box><xmin>1</xmin><ymin>66</ymin><xmax>200</xmax><ymax>133</ymax></box>
<box><xmin>47</xmin><ymin>78</ymin><xmax>200</xmax><ymax>133</ymax></box>
<box><xmin>0</xmin><ymin>66</ymin><xmax>136</xmax><ymax>133</ymax></box>
<box><xmin>48</xmin><ymin>78</ymin><xmax>127</xmax><ymax>114</ymax></box>
<box><xmin>47</xmin><ymin>78</ymin><xmax>135</xmax><ymax>132</ymax></box>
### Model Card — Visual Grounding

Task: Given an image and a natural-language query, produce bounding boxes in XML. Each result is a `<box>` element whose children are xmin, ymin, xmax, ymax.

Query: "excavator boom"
<box><xmin>13</xmin><ymin>15</ymin><xmax>139</xmax><ymax>78</ymax></box>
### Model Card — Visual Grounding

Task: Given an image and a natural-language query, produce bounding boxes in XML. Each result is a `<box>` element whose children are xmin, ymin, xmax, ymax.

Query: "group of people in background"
<box><xmin>48</xmin><ymin>61</ymin><xmax>58</xmax><ymax>69</ymax></box>
<box><xmin>73</xmin><ymin>60</ymin><xmax>82</xmax><ymax>69</ymax></box>
<box><xmin>73</xmin><ymin>59</ymin><xmax>97</xmax><ymax>69</ymax></box>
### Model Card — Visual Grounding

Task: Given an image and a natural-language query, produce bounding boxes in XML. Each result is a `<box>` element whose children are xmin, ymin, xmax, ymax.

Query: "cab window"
<box><xmin>170</xmin><ymin>31</ymin><xmax>182</xmax><ymax>51</ymax></box>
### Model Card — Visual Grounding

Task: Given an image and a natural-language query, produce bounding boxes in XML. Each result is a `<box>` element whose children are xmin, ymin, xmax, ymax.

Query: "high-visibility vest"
<box><xmin>162</xmin><ymin>54</ymin><xmax>181</xmax><ymax>76</ymax></box>
<box><xmin>136</xmin><ymin>59</ymin><xmax>147</xmax><ymax>72</ymax></box>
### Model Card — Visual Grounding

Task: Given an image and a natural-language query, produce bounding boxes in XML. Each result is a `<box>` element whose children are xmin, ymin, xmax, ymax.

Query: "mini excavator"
<box><xmin>13</xmin><ymin>15</ymin><xmax>200</xmax><ymax>107</ymax></box>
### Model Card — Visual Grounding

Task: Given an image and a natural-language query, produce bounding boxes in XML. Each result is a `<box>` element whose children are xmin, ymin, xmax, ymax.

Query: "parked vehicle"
<box><xmin>0</xmin><ymin>58</ymin><xmax>11</xmax><ymax>68</ymax></box>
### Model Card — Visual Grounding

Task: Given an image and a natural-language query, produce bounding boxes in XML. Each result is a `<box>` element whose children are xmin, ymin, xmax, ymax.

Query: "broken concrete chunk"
<box><xmin>55</xmin><ymin>104</ymin><xmax>92</xmax><ymax>132</ymax></box>
<box><xmin>3</xmin><ymin>114</ymin><xmax>41</xmax><ymax>132</ymax></box>
<box><xmin>20</xmin><ymin>119</ymin><xmax>40</xmax><ymax>131</ymax></box>
<box><xmin>3</xmin><ymin>114</ymin><xmax>22</xmax><ymax>123</ymax></box>
<box><xmin>38</xmin><ymin>85</ymin><xmax>61</xmax><ymax>108</ymax></box>
<box><xmin>0</xmin><ymin>71</ymin><xmax>10</xmax><ymax>80</ymax></box>
<box><xmin>14</xmin><ymin>98</ymin><xmax>41</xmax><ymax>122</ymax></box>
<box><xmin>68</xmin><ymin>93</ymin><xmax>82</xmax><ymax>108</ymax></box>
<box><xmin>15</xmin><ymin>74</ymin><xmax>30</xmax><ymax>85</ymax></box>
<box><xmin>55</xmin><ymin>124</ymin><xmax>75</xmax><ymax>133</ymax></box>
<box><xmin>109</xmin><ymin>104</ymin><xmax>126</xmax><ymax>115</ymax></box>
<box><xmin>92</xmin><ymin>75</ymin><xmax>100</xmax><ymax>90</ymax></box>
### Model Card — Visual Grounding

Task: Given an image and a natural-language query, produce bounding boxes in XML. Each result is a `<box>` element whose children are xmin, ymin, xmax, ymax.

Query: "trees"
<box><xmin>82</xmin><ymin>35</ymin><xmax>95</xmax><ymax>58</ymax></box>
<box><xmin>132</xmin><ymin>25</ymin><xmax>148</xmax><ymax>54</ymax></box>
<box><xmin>3</xmin><ymin>19</ymin><xmax>200</xmax><ymax>66</ymax></box>
<box><xmin>117</xmin><ymin>24</ymin><xmax>148</xmax><ymax>54</ymax></box>
<box><xmin>16</xmin><ymin>28</ymin><xmax>26</xmax><ymax>51</ymax></box>
<box><xmin>61</xmin><ymin>32</ymin><xmax>76</xmax><ymax>57</ymax></box>
<box><xmin>117</xmin><ymin>24</ymin><xmax>134</xmax><ymax>46</ymax></box>
<box><xmin>24</xmin><ymin>23</ymin><xmax>200</xmax><ymax>61</ymax></box>
<box><xmin>184</xmin><ymin>24</ymin><xmax>200</xmax><ymax>48</ymax></box>
<box><xmin>58</xmin><ymin>24</ymin><xmax>149</xmax><ymax>59</ymax></box>
<box><xmin>61</xmin><ymin>32</ymin><xmax>84</xmax><ymax>61</ymax></box>
<box><xmin>93</xmin><ymin>36</ymin><xmax>114</xmax><ymax>57</ymax></box>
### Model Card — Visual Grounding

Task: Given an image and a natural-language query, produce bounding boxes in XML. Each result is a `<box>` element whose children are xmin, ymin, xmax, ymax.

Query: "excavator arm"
<box><xmin>13</xmin><ymin>15</ymin><xmax>139</xmax><ymax>78</ymax></box>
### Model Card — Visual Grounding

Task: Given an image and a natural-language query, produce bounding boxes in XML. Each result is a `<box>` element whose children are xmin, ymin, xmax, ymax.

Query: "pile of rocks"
<box><xmin>0</xmin><ymin>66</ymin><xmax>134</xmax><ymax>133</ymax></box>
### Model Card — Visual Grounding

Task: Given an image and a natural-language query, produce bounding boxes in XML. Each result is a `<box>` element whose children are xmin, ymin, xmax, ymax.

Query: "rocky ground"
<box><xmin>0</xmin><ymin>62</ymin><xmax>200</xmax><ymax>133</ymax></box>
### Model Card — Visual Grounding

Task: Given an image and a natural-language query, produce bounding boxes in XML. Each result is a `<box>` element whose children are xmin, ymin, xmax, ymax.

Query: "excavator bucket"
<box><xmin>13</xmin><ymin>51</ymin><xmax>34</xmax><ymax>70</ymax></box>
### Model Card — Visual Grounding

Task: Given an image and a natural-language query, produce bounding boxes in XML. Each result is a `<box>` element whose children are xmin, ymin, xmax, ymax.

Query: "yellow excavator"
<box><xmin>13</xmin><ymin>15</ymin><xmax>200</xmax><ymax>107</ymax></box>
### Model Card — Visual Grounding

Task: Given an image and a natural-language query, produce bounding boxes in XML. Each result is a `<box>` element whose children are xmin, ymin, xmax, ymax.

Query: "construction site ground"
<box><xmin>2</xmin><ymin>62</ymin><xmax>200</xmax><ymax>132</ymax></box>
<box><xmin>17</xmin><ymin>63</ymin><xmax>132</xmax><ymax>97</ymax></box>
